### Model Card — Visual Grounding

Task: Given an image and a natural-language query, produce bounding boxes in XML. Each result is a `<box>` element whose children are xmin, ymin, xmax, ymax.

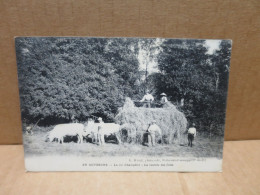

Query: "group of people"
<box><xmin>92</xmin><ymin>117</ymin><xmax>197</xmax><ymax>147</ymax></box>
<box><xmin>140</xmin><ymin>91</ymin><xmax>168</xmax><ymax>108</ymax></box>
<box><xmin>94</xmin><ymin>117</ymin><xmax>162</xmax><ymax>146</ymax></box>
<box><xmin>139</xmin><ymin>91</ymin><xmax>197</xmax><ymax>147</ymax></box>
<box><xmin>144</xmin><ymin>120</ymin><xmax>197</xmax><ymax>147</ymax></box>
<box><xmin>96</xmin><ymin>117</ymin><xmax>197</xmax><ymax>147</ymax></box>
<box><xmin>86</xmin><ymin>88</ymin><xmax>197</xmax><ymax>147</ymax></box>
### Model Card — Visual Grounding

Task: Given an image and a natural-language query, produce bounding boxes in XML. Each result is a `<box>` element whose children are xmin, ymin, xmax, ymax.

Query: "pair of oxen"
<box><xmin>46</xmin><ymin>121</ymin><xmax>121</xmax><ymax>144</ymax></box>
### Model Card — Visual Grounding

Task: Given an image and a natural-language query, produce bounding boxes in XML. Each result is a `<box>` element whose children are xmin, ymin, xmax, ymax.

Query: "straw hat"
<box><xmin>98</xmin><ymin>117</ymin><xmax>103</xmax><ymax>121</ymax></box>
<box><xmin>160</xmin><ymin>93</ymin><xmax>166</xmax><ymax>96</ymax></box>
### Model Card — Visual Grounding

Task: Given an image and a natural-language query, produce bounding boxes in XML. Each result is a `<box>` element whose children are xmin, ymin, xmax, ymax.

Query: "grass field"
<box><xmin>23</xmin><ymin>126</ymin><xmax>223</xmax><ymax>159</ymax></box>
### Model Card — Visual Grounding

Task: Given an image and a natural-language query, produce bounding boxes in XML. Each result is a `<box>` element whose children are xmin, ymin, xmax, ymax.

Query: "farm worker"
<box><xmin>25</xmin><ymin>126</ymin><xmax>33</xmax><ymax>135</ymax></box>
<box><xmin>97</xmin><ymin>117</ymin><xmax>105</xmax><ymax>145</ymax></box>
<box><xmin>140</xmin><ymin>90</ymin><xmax>154</xmax><ymax>108</ymax></box>
<box><xmin>160</xmin><ymin>93</ymin><xmax>168</xmax><ymax>106</ymax></box>
<box><xmin>188</xmin><ymin>123</ymin><xmax>197</xmax><ymax>147</ymax></box>
<box><xmin>147</xmin><ymin>120</ymin><xmax>162</xmax><ymax>146</ymax></box>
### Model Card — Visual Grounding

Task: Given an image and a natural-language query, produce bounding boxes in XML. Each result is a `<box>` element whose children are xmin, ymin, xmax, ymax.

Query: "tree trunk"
<box><xmin>215</xmin><ymin>72</ymin><xmax>219</xmax><ymax>90</ymax></box>
<box><xmin>180</xmin><ymin>98</ymin><xmax>184</xmax><ymax>107</ymax></box>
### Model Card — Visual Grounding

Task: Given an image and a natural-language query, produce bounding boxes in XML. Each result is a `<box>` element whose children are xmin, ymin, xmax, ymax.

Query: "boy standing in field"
<box><xmin>188</xmin><ymin>123</ymin><xmax>196</xmax><ymax>147</ymax></box>
<box><xmin>97</xmin><ymin>117</ymin><xmax>105</xmax><ymax>145</ymax></box>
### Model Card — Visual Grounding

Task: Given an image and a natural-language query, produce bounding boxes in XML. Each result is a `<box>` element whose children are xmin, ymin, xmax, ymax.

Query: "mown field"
<box><xmin>23</xmin><ymin>126</ymin><xmax>223</xmax><ymax>159</ymax></box>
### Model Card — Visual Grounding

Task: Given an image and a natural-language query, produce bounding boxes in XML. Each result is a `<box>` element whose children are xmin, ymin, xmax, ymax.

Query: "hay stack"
<box><xmin>115</xmin><ymin>97</ymin><xmax>187</xmax><ymax>144</ymax></box>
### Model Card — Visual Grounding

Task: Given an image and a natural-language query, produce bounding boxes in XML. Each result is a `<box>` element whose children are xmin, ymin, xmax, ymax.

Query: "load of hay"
<box><xmin>115</xmin><ymin>97</ymin><xmax>187</xmax><ymax>145</ymax></box>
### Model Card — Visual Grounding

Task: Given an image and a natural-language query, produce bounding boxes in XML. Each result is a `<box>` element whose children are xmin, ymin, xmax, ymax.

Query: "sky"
<box><xmin>205</xmin><ymin>40</ymin><xmax>221</xmax><ymax>54</ymax></box>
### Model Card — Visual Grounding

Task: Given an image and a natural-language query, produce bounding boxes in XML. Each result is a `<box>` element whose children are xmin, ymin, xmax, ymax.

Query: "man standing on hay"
<box><xmin>140</xmin><ymin>90</ymin><xmax>154</xmax><ymax>108</ymax></box>
<box><xmin>160</xmin><ymin>93</ymin><xmax>168</xmax><ymax>107</ymax></box>
<box><xmin>147</xmin><ymin>120</ymin><xmax>162</xmax><ymax>147</ymax></box>
<box><xmin>188</xmin><ymin>123</ymin><xmax>197</xmax><ymax>147</ymax></box>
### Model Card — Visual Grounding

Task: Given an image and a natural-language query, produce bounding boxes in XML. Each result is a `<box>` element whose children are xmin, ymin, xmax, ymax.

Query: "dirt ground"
<box><xmin>23</xmin><ymin>126</ymin><xmax>223</xmax><ymax>159</ymax></box>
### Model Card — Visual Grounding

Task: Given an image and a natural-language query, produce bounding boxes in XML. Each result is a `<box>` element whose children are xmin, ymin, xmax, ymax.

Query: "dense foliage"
<box><xmin>16</xmin><ymin>37</ymin><xmax>231</xmax><ymax>135</ymax></box>
<box><xmin>155</xmin><ymin>39</ymin><xmax>231</xmax><ymax>133</ymax></box>
<box><xmin>16</xmin><ymin>37</ymin><xmax>140</xmax><ymax>124</ymax></box>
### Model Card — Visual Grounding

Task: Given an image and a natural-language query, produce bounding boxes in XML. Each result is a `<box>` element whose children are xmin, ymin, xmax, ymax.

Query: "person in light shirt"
<box><xmin>188</xmin><ymin>123</ymin><xmax>197</xmax><ymax>147</ymax></box>
<box><xmin>147</xmin><ymin>120</ymin><xmax>162</xmax><ymax>146</ymax></box>
<box><xmin>140</xmin><ymin>90</ymin><xmax>154</xmax><ymax>108</ymax></box>
<box><xmin>97</xmin><ymin>117</ymin><xmax>105</xmax><ymax>145</ymax></box>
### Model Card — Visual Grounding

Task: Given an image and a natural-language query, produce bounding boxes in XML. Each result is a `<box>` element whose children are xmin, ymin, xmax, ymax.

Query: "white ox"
<box><xmin>46</xmin><ymin>123</ymin><xmax>86</xmax><ymax>144</ymax></box>
<box><xmin>84</xmin><ymin>120</ymin><xmax>122</xmax><ymax>144</ymax></box>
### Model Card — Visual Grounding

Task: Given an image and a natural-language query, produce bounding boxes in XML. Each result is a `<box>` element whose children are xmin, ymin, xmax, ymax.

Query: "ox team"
<box><xmin>45</xmin><ymin>92</ymin><xmax>196</xmax><ymax>147</ymax></box>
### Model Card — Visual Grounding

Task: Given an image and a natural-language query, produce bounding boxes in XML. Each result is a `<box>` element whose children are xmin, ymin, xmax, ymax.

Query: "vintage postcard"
<box><xmin>15</xmin><ymin>37</ymin><xmax>232</xmax><ymax>172</ymax></box>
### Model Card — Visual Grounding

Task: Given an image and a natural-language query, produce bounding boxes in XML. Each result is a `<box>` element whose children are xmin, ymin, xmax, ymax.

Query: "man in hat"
<box><xmin>160</xmin><ymin>93</ymin><xmax>168</xmax><ymax>106</ymax></box>
<box><xmin>97</xmin><ymin>117</ymin><xmax>105</xmax><ymax>145</ymax></box>
<box><xmin>147</xmin><ymin>120</ymin><xmax>162</xmax><ymax>147</ymax></box>
<box><xmin>188</xmin><ymin>123</ymin><xmax>197</xmax><ymax>147</ymax></box>
<box><xmin>140</xmin><ymin>90</ymin><xmax>154</xmax><ymax>108</ymax></box>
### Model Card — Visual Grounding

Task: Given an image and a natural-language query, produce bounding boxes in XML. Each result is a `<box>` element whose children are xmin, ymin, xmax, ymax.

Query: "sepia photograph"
<box><xmin>15</xmin><ymin>37</ymin><xmax>232</xmax><ymax>171</ymax></box>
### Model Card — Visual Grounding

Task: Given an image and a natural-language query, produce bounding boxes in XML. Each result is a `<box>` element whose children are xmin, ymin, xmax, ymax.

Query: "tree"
<box><xmin>16</xmin><ymin>37</ymin><xmax>140</xmax><ymax>125</ymax></box>
<box><xmin>155</xmin><ymin>39</ymin><xmax>231</xmax><ymax>134</ymax></box>
<box><xmin>137</xmin><ymin>38</ymin><xmax>163</xmax><ymax>92</ymax></box>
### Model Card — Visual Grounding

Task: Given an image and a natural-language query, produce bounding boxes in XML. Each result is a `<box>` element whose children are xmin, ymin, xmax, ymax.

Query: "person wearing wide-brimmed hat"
<box><xmin>140</xmin><ymin>90</ymin><xmax>154</xmax><ymax>108</ymax></box>
<box><xmin>147</xmin><ymin>120</ymin><xmax>162</xmax><ymax>146</ymax></box>
<box><xmin>160</xmin><ymin>93</ymin><xmax>168</xmax><ymax>106</ymax></box>
<box><xmin>188</xmin><ymin>123</ymin><xmax>196</xmax><ymax>147</ymax></box>
<box><xmin>97</xmin><ymin>117</ymin><xmax>105</xmax><ymax>145</ymax></box>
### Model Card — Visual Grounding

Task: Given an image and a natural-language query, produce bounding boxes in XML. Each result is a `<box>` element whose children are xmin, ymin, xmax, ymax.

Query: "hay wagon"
<box><xmin>115</xmin><ymin>98</ymin><xmax>187</xmax><ymax>145</ymax></box>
